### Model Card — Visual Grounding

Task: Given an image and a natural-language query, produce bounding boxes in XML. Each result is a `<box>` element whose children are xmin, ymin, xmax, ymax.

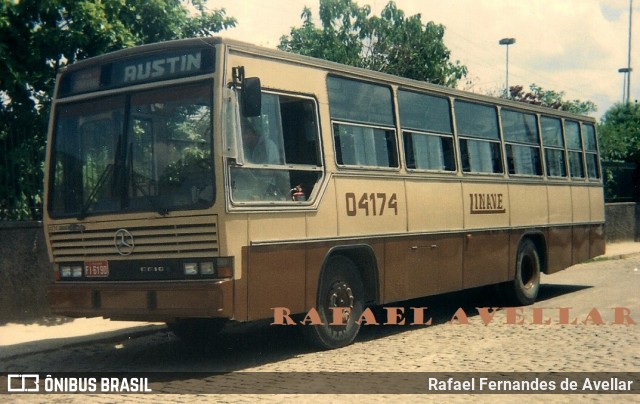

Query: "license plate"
<box><xmin>85</xmin><ymin>261</ymin><xmax>109</xmax><ymax>277</ymax></box>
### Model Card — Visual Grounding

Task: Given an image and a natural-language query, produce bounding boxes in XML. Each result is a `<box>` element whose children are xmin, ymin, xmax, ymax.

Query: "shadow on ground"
<box><xmin>0</xmin><ymin>281</ymin><xmax>593</xmax><ymax>375</ymax></box>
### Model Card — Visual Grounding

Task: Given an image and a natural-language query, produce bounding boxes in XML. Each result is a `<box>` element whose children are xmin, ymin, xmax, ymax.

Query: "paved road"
<box><xmin>2</xmin><ymin>254</ymin><xmax>639</xmax><ymax>402</ymax></box>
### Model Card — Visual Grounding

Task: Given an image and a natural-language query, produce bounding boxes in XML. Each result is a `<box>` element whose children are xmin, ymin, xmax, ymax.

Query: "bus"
<box><xmin>44</xmin><ymin>37</ymin><xmax>605</xmax><ymax>349</ymax></box>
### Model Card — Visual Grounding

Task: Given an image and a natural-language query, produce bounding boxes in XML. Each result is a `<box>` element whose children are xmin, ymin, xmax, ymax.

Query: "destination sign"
<box><xmin>113</xmin><ymin>50</ymin><xmax>210</xmax><ymax>85</ymax></box>
<box><xmin>59</xmin><ymin>48</ymin><xmax>215</xmax><ymax>97</ymax></box>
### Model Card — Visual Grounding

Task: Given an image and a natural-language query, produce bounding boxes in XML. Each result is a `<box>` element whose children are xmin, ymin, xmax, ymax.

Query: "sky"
<box><xmin>206</xmin><ymin>0</ymin><xmax>639</xmax><ymax>120</ymax></box>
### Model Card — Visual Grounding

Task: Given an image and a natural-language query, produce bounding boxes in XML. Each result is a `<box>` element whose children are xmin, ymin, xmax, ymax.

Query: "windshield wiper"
<box><xmin>130</xmin><ymin>170</ymin><xmax>170</xmax><ymax>216</ymax></box>
<box><xmin>77</xmin><ymin>163</ymin><xmax>113</xmax><ymax>220</ymax></box>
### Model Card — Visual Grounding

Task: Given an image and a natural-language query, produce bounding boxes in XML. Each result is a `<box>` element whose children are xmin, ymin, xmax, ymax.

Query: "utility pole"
<box><xmin>626</xmin><ymin>0</ymin><xmax>633</xmax><ymax>103</ymax></box>
<box><xmin>619</xmin><ymin>0</ymin><xmax>634</xmax><ymax>103</ymax></box>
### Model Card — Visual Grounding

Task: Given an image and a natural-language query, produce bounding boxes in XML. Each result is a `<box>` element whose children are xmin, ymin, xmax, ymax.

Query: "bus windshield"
<box><xmin>48</xmin><ymin>81</ymin><xmax>214</xmax><ymax>218</ymax></box>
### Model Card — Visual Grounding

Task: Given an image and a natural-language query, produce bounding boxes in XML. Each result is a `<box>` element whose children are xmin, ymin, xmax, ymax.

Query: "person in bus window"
<box><xmin>242</xmin><ymin>120</ymin><xmax>280</xmax><ymax>165</ymax></box>
<box><xmin>237</xmin><ymin>119</ymin><xmax>289</xmax><ymax>201</ymax></box>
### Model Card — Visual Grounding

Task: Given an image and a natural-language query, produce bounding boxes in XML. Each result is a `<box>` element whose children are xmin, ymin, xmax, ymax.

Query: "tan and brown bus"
<box><xmin>43</xmin><ymin>37</ymin><xmax>604</xmax><ymax>349</ymax></box>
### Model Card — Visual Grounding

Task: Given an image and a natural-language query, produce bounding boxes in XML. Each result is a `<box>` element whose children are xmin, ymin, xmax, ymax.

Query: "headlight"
<box><xmin>61</xmin><ymin>266</ymin><xmax>72</xmax><ymax>278</ymax></box>
<box><xmin>200</xmin><ymin>262</ymin><xmax>214</xmax><ymax>275</ymax></box>
<box><xmin>182</xmin><ymin>258</ymin><xmax>234</xmax><ymax>278</ymax></box>
<box><xmin>183</xmin><ymin>262</ymin><xmax>198</xmax><ymax>276</ymax></box>
<box><xmin>71</xmin><ymin>265</ymin><xmax>83</xmax><ymax>277</ymax></box>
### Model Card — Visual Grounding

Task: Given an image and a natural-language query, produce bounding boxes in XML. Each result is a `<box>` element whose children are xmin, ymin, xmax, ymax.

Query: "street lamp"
<box><xmin>619</xmin><ymin>67</ymin><xmax>633</xmax><ymax>103</ymax></box>
<box><xmin>499</xmin><ymin>38</ymin><xmax>516</xmax><ymax>97</ymax></box>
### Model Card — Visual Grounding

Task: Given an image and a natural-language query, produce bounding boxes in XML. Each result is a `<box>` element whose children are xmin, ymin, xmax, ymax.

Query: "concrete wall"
<box><xmin>0</xmin><ymin>222</ymin><xmax>52</xmax><ymax>322</ymax></box>
<box><xmin>0</xmin><ymin>203</ymin><xmax>638</xmax><ymax>322</ymax></box>
<box><xmin>605</xmin><ymin>202</ymin><xmax>639</xmax><ymax>242</ymax></box>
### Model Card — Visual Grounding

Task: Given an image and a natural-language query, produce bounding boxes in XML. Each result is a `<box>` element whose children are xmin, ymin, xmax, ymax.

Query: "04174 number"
<box><xmin>345</xmin><ymin>192</ymin><xmax>398</xmax><ymax>216</ymax></box>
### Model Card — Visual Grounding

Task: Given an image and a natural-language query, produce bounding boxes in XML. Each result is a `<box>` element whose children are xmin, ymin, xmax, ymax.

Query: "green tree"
<box><xmin>508</xmin><ymin>84</ymin><xmax>597</xmax><ymax>115</ymax></box>
<box><xmin>0</xmin><ymin>0</ymin><xmax>235</xmax><ymax>220</ymax></box>
<box><xmin>278</xmin><ymin>0</ymin><xmax>467</xmax><ymax>86</ymax></box>
<box><xmin>598</xmin><ymin>101</ymin><xmax>640</xmax><ymax>163</ymax></box>
<box><xmin>598</xmin><ymin>101</ymin><xmax>640</xmax><ymax>202</ymax></box>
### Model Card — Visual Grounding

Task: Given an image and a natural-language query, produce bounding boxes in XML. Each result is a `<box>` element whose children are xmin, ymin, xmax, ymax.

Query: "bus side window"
<box><xmin>230</xmin><ymin>92</ymin><xmax>323</xmax><ymax>203</ymax></box>
<box><xmin>334</xmin><ymin>123</ymin><xmax>397</xmax><ymax>167</ymax></box>
<box><xmin>281</xmin><ymin>100</ymin><xmax>320</xmax><ymax>167</ymax></box>
<box><xmin>565</xmin><ymin>120</ymin><xmax>584</xmax><ymax>179</ymax></box>
<box><xmin>454</xmin><ymin>100</ymin><xmax>503</xmax><ymax>174</ymax></box>
<box><xmin>398</xmin><ymin>90</ymin><xmax>456</xmax><ymax>173</ymax></box>
<box><xmin>327</xmin><ymin>76</ymin><xmax>398</xmax><ymax>170</ymax></box>
<box><xmin>582</xmin><ymin>123</ymin><xmax>600</xmax><ymax>180</ymax></box>
<box><xmin>501</xmin><ymin>109</ymin><xmax>542</xmax><ymax>176</ymax></box>
<box><xmin>540</xmin><ymin>116</ymin><xmax>567</xmax><ymax>178</ymax></box>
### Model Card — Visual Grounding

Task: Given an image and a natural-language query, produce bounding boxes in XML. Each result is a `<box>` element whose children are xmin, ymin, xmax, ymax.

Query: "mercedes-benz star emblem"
<box><xmin>114</xmin><ymin>229</ymin><xmax>135</xmax><ymax>256</ymax></box>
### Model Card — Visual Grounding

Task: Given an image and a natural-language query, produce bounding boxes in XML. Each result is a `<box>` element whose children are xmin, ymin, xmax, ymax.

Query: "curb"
<box><xmin>609</xmin><ymin>252</ymin><xmax>640</xmax><ymax>260</ymax></box>
<box><xmin>595</xmin><ymin>251</ymin><xmax>640</xmax><ymax>261</ymax></box>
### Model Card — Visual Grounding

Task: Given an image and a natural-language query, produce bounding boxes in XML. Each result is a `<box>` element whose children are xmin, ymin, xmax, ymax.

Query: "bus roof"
<box><xmin>59</xmin><ymin>36</ymin><xmax>596</xmax><ymax>123</ymax></box>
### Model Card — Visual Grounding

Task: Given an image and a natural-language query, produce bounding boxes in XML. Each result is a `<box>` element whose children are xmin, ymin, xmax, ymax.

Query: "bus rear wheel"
<box><xmin>502</xmin><ymin>239</ymin><xmax>541</xmax><ymax>306</ymax></box>
<box><xmin>304</xmin><ymin>255</ymin><xmax>364</xmax><ymax>350</ymax></box>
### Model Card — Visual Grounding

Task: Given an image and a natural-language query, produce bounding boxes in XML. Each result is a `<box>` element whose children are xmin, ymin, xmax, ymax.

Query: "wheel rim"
<box><xmin>326</xmin><ymin>280</ymin><xmax>354</xmax><ymax>324</ymax></box>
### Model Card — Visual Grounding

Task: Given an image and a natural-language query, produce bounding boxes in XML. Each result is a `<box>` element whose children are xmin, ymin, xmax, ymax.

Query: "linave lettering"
<box><xmin>469</xmin><ymin>193</ymin><xmax>506</xmax><ymax>214</ymax></box>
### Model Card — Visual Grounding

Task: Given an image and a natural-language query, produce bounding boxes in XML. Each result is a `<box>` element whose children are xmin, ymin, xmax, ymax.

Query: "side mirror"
<box><xmin>241</xmin><ymin>77</ymin><xmax>261</xmax><ymax>117</ymax></box>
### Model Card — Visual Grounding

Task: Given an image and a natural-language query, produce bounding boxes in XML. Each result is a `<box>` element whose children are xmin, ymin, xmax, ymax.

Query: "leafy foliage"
<box><xmin>161</xmin><ymin>104</ymin><xmax>213</xmax><ymax>186</ymax></box>
<box><xmin>598</xmin><ymin>102</ymin><xmax>640</xmax><ymax>202</ymax></box>
<box><xmin>0</xmin><ymin>0</ymin><xmax>235</xmax><ymax>220</ymax></box>
<box><xmin>598</xmin><ymin>101</ymin><xmax>640</xmax><ymax>163</ymax></box>
<box><xmin>278</xmin><ymin>0</ymin><xmax>467</xmax><ymax>87</ymax></box>
<box><xmin>508</xmin><ymin>84</ymin><xmax>597</xmax><ymax>115</ymax></box>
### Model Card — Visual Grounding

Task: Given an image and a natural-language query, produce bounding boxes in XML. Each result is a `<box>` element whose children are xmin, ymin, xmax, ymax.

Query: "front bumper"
<box><xmin>48</xmin><ymin>279</ymin><xmax>233</xmax><ymax>322</ymax></box>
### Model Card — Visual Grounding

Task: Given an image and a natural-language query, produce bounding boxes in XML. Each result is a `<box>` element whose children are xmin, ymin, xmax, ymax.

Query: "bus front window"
<box><xmin>49</xmin><ymin>82</ymin><xmax>214</xmax><ymax>218</ymax></box>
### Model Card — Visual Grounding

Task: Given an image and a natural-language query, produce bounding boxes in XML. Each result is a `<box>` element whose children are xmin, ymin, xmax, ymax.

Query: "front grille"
<box><xmin>49</xmin><ymin>215</ymin><xmax>218</xmax><ymax>262</ymax></box>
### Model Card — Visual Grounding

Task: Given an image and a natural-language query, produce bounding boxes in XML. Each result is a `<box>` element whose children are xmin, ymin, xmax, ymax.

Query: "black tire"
<box><xmin>304</xmin><ymin>255</ymin><xmax>364</xmax><ymax>350</ymax></box>
<box><xmin>167</xmin><ymin>318</ymin><xmax>227</xmax><ymax>344</ymax></box>
<box><xmin>502</xmin><ymin>239</ymin><xmax>541</xmax><ymax>306</ymax></box>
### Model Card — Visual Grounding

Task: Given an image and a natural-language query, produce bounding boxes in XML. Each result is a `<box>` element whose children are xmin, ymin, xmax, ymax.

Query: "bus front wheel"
<box><xmin>502</xmin><ymin>239</ymin><xmax>541</xmax><ymax>306</ymax></box>
<box><xmin>304</xmin><ymin>255</ymin><xmax>364</xmax><ymax>350</ymax></box>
